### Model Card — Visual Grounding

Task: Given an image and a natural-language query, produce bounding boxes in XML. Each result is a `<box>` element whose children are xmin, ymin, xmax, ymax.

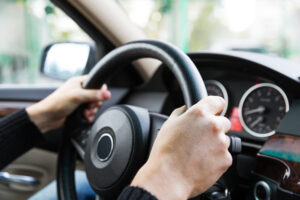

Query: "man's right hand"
<box><xmin>131</xmin><ymin>96</ymin><xmax>232</xmax><ymax>200</ymax></box>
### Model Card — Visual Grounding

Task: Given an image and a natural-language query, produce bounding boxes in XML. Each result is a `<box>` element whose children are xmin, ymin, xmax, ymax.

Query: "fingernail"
<box><xmin>101</xmin><ymin>84</ymin><xmax>107</xmax><ymax>91</ymax></box>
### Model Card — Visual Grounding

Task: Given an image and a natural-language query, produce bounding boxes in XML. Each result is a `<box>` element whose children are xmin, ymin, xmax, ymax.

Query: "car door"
<box><xmin>0</xmin><ymin>1</ymin><xmax>93</xmax><ymax>199</ymax></box>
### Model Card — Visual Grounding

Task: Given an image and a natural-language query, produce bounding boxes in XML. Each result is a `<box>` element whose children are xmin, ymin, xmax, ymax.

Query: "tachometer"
<box><xmin>239</xmin><ymin>83</ymin><xmax>289</xmax><ymax>137</ymax></box>
<box><xmin>205</xmin><ymin>80</ymin><xmax>228</xmax><ymax>116</ymax></box>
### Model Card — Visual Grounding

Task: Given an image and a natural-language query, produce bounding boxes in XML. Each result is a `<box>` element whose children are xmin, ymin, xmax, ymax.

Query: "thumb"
<box><xmin>169</xmin><ymin>105</ymin><xmax>186</xmax><ymax>119</ymax></box>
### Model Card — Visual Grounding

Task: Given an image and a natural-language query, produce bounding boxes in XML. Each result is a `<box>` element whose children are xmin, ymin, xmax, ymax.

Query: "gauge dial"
<box><xmin>239</xmin><ymin>83</ymin><xmax>289</xmax><ymax>137</ymax></box>
<box><xmin>205</xmin><ymin>80</ymin><xmax>229</xmax><ymax>116</ymax></box>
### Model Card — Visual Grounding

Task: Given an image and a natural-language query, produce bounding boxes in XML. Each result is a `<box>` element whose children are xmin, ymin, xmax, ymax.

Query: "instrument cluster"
<box><xmin>205</xmin><ymin>80</ymin><xmax>290</xmax><ymax>139</ymax></box>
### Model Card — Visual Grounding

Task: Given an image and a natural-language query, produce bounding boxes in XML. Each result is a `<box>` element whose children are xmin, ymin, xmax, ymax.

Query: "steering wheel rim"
<box><xmin>57</xmin><ymin>40</ymin><xmax>207</xmax><ymax>200</ymax></box>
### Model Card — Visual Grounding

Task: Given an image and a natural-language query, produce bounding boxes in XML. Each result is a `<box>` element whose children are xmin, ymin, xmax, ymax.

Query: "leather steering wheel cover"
<box><xmin>83</xmin><ymin>40</ymin><xmax>207</xmax><ymax>108</ymax></box>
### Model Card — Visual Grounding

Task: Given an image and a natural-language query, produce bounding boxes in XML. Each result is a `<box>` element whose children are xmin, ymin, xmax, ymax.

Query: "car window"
<box><xmin>118</xmin><ymin>0</ymin><xmax>300</xmax><ymax>62</ymax></box>
<box><xmin>0</xmin><ymin>0</ymin><xmax>92</xmax><ymax>85</ymax></box>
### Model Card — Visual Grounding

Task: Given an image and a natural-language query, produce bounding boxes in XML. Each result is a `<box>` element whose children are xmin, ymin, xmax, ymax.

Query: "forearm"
<box><xmin>0</xmin><ymin>109</ymin><xmax>43</xmax><ymax>169</ymax></box>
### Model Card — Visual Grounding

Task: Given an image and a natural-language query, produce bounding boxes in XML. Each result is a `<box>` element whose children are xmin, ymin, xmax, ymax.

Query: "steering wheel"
<box><xmin>57</xmin><ymin>40</ymin><xmax>207</xmax><ymax>200</ymax></box>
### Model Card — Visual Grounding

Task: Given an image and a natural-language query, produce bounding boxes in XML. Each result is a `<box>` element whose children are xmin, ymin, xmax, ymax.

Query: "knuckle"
<box><xmin>70</xmin><ymin>93</ymin><xmax>81</xmax><ymax>103</ymax></box>
<box><xmin>215</xmin><ymin>134</ymin><xmax>229</xmax><ymax>152</ymax></box>
<box><xmin>217</xmin><ymin>135</ymin><xmax>228</xmax><ymax>150</ymax></box>
<box><xmin>209</xmin><ymin>118</ymin><xmax>222</xmax><ymax>133</ymax></box>
<box><xmin>224</xmin><ymin>152</ymin><xmax>233</xmax><ymax>167</ymax></box>
<box><xmin>214</xmin><ymin>96</ymin><xmax>226</xmax><ymax>107</ymax></box>
<box><xmin>220</xmin><ymin>137</ymin><xmax>229</xmax><ymax>149</ymax></box>
<box><xmin>223</xmin><ymin>117</ymin><xmax>231</xmax><ymax>130</ymax></box>
<box><xmin>219</xmin><ymin>116</ymin><xmax>231</xmax><ymax>132</ymax></box>
<box><xmin>218</xmin><ymin>96</ymin><xmax>226</xmax><ymax>107</ymax></box>
<box><xmin>190</xmin><ymin>106</ymin><xmax>206</xmax><ymax>117</ymax></box>
<box><xmin>219</xmin><ymin>152</ymin><xmax>232</xmax><ymax>172</ymax></box>
<box><xmin>207</xmin><ymin>95</ymin><xmax>225</xmax><ymax>106</ymax></box>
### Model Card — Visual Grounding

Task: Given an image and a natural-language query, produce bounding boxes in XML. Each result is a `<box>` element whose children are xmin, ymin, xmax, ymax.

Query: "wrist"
<box><xmin>26</xmin><ymin>100</ymin><xmax>58</xmax><ymax>133</ymax></box>
<box><xmin>131</xmin><ymin>159</ymin><xmax>192</xmax><ymax>200</ymax></box>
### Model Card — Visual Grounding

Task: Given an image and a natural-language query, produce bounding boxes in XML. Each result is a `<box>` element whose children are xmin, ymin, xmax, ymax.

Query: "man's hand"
<box><xmin>26</xmin><ymin>75</ymin><xmax>111</xmax><ymax>133</ymax></box>
<box><xmin>131</xmin><ymin>96</ymin><xmax>232</xmax><ymax>200</ymax></box>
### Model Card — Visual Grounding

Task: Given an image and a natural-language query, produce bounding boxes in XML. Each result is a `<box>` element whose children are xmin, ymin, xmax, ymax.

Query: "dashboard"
<box><xmin>126</xmin><ymin>51</ymin><xmax>300</xmax><ymax>144</ymax></box>
<box><xmin>187</xmin><ymin>51</ymin><xmax>300</xmax><ymax>143</ymax></box>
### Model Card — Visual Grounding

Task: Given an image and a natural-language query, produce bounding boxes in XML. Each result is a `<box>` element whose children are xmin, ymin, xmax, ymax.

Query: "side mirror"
<box><xmin>40</xmin><ymin>42</ymin><xmax>96</xmax><ymax>80</ymax></box>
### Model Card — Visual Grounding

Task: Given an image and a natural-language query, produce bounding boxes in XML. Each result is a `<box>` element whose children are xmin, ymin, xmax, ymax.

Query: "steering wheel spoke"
<box><xmin>71</xmin><ymin>128</ymin><xmax>91</xmax><ymax>160</ymax></box>
<box><xmin>148</xmin><ymin>112</ymin><xmax>168</xmax><ymax>150</ymax></box>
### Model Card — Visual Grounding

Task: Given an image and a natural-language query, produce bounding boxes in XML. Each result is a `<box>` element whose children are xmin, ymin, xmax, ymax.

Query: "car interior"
<box><xmin>0</xmin><ymin>1</ymin><xmax>300</xmax><ymax>200</ymax></box>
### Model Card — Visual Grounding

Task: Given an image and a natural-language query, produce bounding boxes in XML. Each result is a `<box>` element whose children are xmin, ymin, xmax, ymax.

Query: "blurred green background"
<box><xmin>119</xmin><ymin>0</ymin><xmax>300</xmax><ymax>58</ymax></box>
<box><xmin>0</xmin><ymin>0</ymin><xmax>90</xmax><ymax>84</ymax></box>
<box><xmin>1</xmin><ymin>0</ymin><xmax>300</xmax><ymax>85</ymax></box>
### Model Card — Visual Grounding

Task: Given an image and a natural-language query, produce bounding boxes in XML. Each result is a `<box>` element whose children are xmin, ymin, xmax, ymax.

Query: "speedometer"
<box><xmin>239</xmin><ymin>83</ymin><xmax>289</xmax><ymax>137</ymax></box>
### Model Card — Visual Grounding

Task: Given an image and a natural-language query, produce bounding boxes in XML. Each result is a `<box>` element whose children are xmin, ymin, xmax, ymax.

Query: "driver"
<box><xmin>0</xmin><ymin>75</ymin><xmax>232</xmax><ymax>200</ymax></box>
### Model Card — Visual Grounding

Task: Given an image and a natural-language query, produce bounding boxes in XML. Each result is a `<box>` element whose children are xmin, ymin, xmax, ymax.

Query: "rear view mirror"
<box><xmin>40</xmin><ymin>42</ymin><xmax>95</xmax><ymax>80</ymax></box>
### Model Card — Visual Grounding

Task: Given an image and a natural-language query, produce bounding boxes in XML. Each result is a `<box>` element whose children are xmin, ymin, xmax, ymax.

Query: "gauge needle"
<box><xmin>250</xmin><ymin>116</ymin><xmax>263</xmax><ymax>128</ymax></box>
<box><xmin>244</xmin><ymin>106</ymin><xmax>265</xmax><ymax>115</ymax></box>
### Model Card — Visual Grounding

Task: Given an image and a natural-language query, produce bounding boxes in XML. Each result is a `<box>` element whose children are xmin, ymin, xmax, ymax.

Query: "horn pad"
<box><xmin>84</xmin><ymin>105</ymin><xmax>150</xmax><ymax>199</ymax></box>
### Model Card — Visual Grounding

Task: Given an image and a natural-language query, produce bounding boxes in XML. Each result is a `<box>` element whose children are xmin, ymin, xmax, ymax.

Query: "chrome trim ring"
<box><xmin>205</xmin><ymin>80</ymin><xmax>229</xmax><ymax>116</ymax></box>
<box><xmin>254</xmin><ymin>181</ymin><xmax>271</xmax><ymax>200</ymax></box>
<box><xmin>239</xmin><ymin>83</ymin><xmax>289</xmax><ymax>138</ymax></box>
<box><xmin>96</xmin><ymin>133</ymin><xmax>114</xmax><ymax>162</ymax></box>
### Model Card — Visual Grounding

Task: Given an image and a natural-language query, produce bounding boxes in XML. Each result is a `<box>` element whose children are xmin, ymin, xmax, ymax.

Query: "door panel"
<box><xmin>0</xmin><ymin>87</ymin><xmax>56</xmax><ymax>101</ymax></box>
<box><xmin>0</xmin><ymin>148</ymin><xmax>57</xmax><ymax>200</ymax></box>
<box><xmin>0</xmin><ymin>102</ymin><xmax>34</xmax><ymax>117</ymax></box>
<box><xmin>0</xmin><ymin>87</ymin><xmax>58</xmax><ymax>200</ymax></box>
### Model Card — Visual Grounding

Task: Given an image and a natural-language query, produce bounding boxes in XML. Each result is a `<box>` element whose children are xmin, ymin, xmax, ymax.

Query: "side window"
<box><xmin>0</xmin><ymin>0</ymin><xmax>92</xmax><ymax>85</ymax></box>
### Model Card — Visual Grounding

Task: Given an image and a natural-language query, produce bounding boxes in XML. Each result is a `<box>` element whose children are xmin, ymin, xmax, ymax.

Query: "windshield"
<box><xmin>119</xmin><ymin>0</ymin><xmax>300</xmax><ymax>61</ymax></box>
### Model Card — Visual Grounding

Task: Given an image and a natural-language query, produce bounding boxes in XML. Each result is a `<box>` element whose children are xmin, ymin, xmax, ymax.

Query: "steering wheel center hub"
<box><xmin>84</xmin><ymin>105</ymin><xmax>150</xmax><ymax>198</ymax></box>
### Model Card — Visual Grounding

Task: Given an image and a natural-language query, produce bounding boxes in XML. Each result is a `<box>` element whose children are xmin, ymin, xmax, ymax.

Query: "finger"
<box><xmin>88</xmin><ymin>102</ymin><xmax>99</xmax><ymax>109</ymax></box>
<box><xmin>189</xmin><ymin>96</ymin><xmax>225</xmax><ymax>116</ymax></box>
<box><xmin>83</xmin><ymin>108</ymin><xmax>98</xmax><ymax>122</ymax></box>
<box><xmin>83</xmin><ymin>109</ymin><xmax>90</xmax><ymax>121</ymax></box>
<box><xmin>97</xmin><ymin>101</ymin><xmax>102</xmax><ymax>107</ymax></box>
<box><xmin>75</xmin><ymin>89</ymin><xmax>110</xmax><ymax>103</ymax></box>
<box><xmin>215</xmin><ymin>116</ymin><xmax>231</xmax><ymax>133</ymax></box>
<box><xmin>89</xmin><ymin>116</ymin><xmax>95</xmax><ymax>122</ymax></box>
<box><xmin>218</xmin><ymin>133</ymin><xmax>231</xmax><ymax>149</ymax></box>
<box><xmin>86</xmin><ymin>116</ymin><xmax>94</xmax><ymax>123</ymax></box>
<box><xmin>225</xmin><ymin>135</ymin><xmax>231</xmax><ymax>149</ymax></box>
<box><xmin>89</xmin><ymin>107</ymin><xmax>98</xmax><ymax>116</ymax></box>
<box><xmin>169</xmin><ymin>105</ymin><xmax>186</xmax><ymax>119</ymax></box>
<box><xmin>84</xmin><ymin>107</ymin><xmax>98</xmax><ymax>117</ymax></box>
<box><xmin>100</xmin><ymin>84</ymin><xmax>111</xmax><ymax>99</ymax></box>
<box><xmin>100</xmin><ymin>84</ymin><xmax>107</xmax><ymax>91</ymax></box>
<box><xmin>70</xmin><ymin>75</ymin><xmax>88</xmax><ymax>84</ymax></box>
<box><xmin>77</xmin><ymin>75</ymin><xmax>88</xmax><ymax>82</ymax></box>
<box><xmin>102</xmin><ymin>90</ymin><xmax>111</xmax><ymax>100</ymax></box>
